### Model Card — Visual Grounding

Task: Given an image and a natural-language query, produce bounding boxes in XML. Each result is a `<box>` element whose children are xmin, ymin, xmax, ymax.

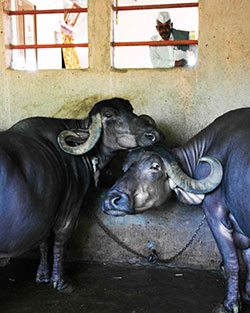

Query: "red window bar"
<box><xmin>7</xmin><ymin>7</ymin><xmax>88</xmax><ymax>50</ymax></box>
<box><xmin>111</xmin><ymin>2</ymin><xmax>198</xmax><ymax>48</ymax></box>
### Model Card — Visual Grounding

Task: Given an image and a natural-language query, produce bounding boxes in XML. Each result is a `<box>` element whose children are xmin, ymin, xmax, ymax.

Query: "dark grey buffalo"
<box><xmin>102</xmin><ymin>108</ymin><xmax>250</xmax><ymax>313</ymax></box>
<box><xmin>0</xmin><ymin>97</ymin><xmax>162</xmax><ymax>291</ymax></box>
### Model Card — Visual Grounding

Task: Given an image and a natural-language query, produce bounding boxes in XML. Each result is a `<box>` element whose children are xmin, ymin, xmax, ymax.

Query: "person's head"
<box><xmin>156</xmin><ymin>11</ymin><xmax>173</xmax><ymax>40</ymax></box>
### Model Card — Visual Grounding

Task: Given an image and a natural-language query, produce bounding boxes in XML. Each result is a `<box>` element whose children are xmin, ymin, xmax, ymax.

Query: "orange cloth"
<box><xmin>62</xmin><ymin>32</ymin><xmax>80</xmax><ymax>69</ymax></box>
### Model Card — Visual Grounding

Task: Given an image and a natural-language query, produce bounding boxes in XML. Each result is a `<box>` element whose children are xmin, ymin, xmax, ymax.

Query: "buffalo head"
<box><xmin>57</xmin><ymin>98</ymin><xmax>163</xmax><ymax>155</ymax></box>
<box><xmin>102</xmin><ymin>144</ymin><xmax>223</xmax><ymax>216</ymax></box>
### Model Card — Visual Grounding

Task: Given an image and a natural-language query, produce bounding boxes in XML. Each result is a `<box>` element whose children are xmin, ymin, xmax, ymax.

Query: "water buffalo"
<box><xmin>0</xmin><ymin>97</ymin><xmax>162</xmax><ymax>292</ymax></box>
<box><xmin>102</xmin><ymin>108</ymin><xmax>250</xmax><ymax>313</ymax></box>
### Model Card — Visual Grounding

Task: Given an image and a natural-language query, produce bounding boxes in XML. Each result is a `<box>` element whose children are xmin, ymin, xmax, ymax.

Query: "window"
<box><xmin>111</xmin><ymin>0</ymin><xmax>198</xmax><ymax>69</ymax></box>
<box><xmin>9</xmin><ymin>0</ymin><xmax>88</xmax><ymax>70</ymax></box>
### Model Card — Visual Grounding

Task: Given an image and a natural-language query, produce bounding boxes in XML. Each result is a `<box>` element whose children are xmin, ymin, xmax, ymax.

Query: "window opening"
<box><xmin>111</xmin><ymin>0</ymin><xmax>198</xmax><ymax>69</ymax></box>
<box><xmin>8</xmin><ymin>0</ymin><xmax>88</xmax><ymax>70</ymax></box>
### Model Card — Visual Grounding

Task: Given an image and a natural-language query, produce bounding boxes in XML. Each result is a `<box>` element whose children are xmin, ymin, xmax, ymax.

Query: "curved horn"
<box><xmin>57</xmin><ymin>113</ymin><xmax>102</xmax><ymax>155</ymax></box>
<box><xmin>164</xmin><ymin>156</ymin><xmax>223</xmax><ymax>194</ymax></box>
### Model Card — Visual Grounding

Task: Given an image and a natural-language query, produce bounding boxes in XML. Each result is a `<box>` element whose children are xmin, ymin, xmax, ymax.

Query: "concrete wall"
<box><xmin>1</xmin><ymin>0</ymin><xmax>250</xmax><ymax>269</ymax></box>
<box><xmin>1</xmin><ymin>0</ymin><xmax>250</xmax><ymax>143</ymax></box>
<box><xmin>68</xmin><ymin>190</ymin><xmax>221</xmax><ymax>270</ymax></box>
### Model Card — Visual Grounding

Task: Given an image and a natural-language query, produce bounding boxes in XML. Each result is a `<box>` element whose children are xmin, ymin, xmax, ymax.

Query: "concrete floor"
<box><xmin>0</xmin><ymin>259</ymin><xmax>250</xmax><ymax>313</ymax></box>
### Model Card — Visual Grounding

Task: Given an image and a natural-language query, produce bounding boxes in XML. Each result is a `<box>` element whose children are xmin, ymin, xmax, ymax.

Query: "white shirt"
<box><xmin>149</xmin><ymin>33</ymin><xmax>191</xmax><ymax>68</ymax></box>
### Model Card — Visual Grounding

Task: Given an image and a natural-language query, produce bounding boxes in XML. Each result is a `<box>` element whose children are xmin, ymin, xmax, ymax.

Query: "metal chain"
<box><xmin>93</xmin><ymin>210</ymin><xmax>207</xmax><ymax>265</ymax></box>
<box><xmin>93</xmin><ymin>212</ymin><xmax>146</xmax><ymax>259</ymax></box>
<box><xmin>157</xmin><ymin>215</ymin><xmax>206</xmax><ymax>264</ymax></box>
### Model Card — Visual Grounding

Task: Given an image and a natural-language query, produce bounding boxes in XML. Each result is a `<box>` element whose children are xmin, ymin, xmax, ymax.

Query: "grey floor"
<box><xmin>0</xmin><ymin>258</ymin><xmax>249</xmax><ymax>313</ymax></box>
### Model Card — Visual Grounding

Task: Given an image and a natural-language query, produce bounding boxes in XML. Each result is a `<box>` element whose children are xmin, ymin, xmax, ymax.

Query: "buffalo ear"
<box><xmin>168</xmin><ymin>178</ymin><xmax>205</xmax><ymax>205</ymax></box>
<box><xmin>122</xmin><ymin>162</ymin><xmax>132</xmax><ymax>172</ymax></box>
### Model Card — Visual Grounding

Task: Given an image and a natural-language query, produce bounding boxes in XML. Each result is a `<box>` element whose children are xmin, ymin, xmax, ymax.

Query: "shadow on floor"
<box><xmin>0</xmin><ymin>259</ymin><xmax>249</xmax><ymax>313</ymax></box>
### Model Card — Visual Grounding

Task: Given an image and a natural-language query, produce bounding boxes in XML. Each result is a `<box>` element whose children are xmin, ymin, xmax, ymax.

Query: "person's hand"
<box><xmin>174</xmin><ymin>59</ymin><xmax>187</xmax><ymax>67</ymax></box>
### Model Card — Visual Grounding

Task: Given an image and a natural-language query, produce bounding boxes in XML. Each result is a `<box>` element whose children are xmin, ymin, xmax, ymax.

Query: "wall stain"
<box><xmin>53</xmin><ymin>96</ymin><xmax>101</xmax><ymax>118</ymax></box>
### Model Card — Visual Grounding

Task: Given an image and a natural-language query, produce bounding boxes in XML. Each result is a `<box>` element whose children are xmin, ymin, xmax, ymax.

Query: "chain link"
<box><xmin>157</xmin><ymin>215</ymin><xmax>206</xmax><ymax>264</ymax></box>
<box><xmin>93</xmin><ymin>210</ymin><xmax>206</xmax><ymax>265</ymax></box>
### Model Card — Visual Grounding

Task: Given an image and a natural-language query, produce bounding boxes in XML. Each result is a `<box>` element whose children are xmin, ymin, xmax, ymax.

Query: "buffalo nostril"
<box><xmin>111</xmin><ymin>196</ymin><xmax>121</xmax><ymax>208</ymax></box>
<box><xmin>144</xmin><ymin>132</ymin><xmax>156</xmax><ymax>142</ymax></box>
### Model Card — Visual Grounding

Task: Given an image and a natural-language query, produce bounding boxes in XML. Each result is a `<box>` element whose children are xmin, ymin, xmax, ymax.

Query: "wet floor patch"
<box><xmin>0</xmin><ymin>259</ymin><xmax>249</xmax><ymax>313</ymax></box>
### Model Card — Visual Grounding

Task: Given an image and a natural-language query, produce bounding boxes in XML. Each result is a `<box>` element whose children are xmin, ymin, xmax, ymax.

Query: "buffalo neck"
<box><xmin>88</xmin><ymin>143</ymin><xmax>117</xmax><ymax>171</ymax></box>
<box><xmin>173</xmin><ymin>133</ymin><xmax>209</xmax><ymax>177</ymax></box>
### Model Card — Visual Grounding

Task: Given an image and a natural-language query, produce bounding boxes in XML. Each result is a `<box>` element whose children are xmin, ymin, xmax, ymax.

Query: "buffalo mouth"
<box><xmin>102</xmin><ymin>190</ymin><xmax>134</xmax><ymax>217</ymax></box>
<box><xmin>103</xmin><ymin>208</ymin><xmax>128</xmax><ymax>217</ymax></box>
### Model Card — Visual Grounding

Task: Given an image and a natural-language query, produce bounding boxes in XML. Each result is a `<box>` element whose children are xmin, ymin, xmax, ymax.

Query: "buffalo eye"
<box><xmin>150</xmin><ymin>162</ymin><xmax>160</xmax><ymax>170</ymax></box>
<box><xmin>104</xmin><ymin>112</ymin><xmax>112</xmax><ymax>118</ymax></box>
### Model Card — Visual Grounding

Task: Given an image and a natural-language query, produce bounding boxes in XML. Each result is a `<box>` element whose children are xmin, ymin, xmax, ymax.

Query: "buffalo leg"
<box><xmin>50</xmin><ymin>222</ymin><xmax>76</xmax><ymax>293</ymax></box>
<box><xmin>36</xmin><ymin>238</ymin><xmax>50</xmax><ymax>284</ymax></box>
<box><xmin>51</xmin><ymin>203</ymin><xmax>81</xmax><ymax>292</ymax></box>
<box><xmin>242</xmin><ymin>248</ymin><xmax>250</xmax><ymax>302</ymax></box>
<box><xmin>204</xmin><ymin>206</ymin><xmax>240</xmax><ymax>313</ymax></box>
<box><xmin>50</xmin><ymin>240</ymin><xmax>71</xmax><ymax>291</ymax></box>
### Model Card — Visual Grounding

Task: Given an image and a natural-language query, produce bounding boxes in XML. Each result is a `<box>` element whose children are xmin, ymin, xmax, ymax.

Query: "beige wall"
<box><xmin>1</xmin><ymin>0</ymin><xmax>250</xmax><ymax>269</ymax></box>
<box><xmin>1</xmin><ymin>0</ymin><xmax>250</xmax><ymax>146</ymax></box>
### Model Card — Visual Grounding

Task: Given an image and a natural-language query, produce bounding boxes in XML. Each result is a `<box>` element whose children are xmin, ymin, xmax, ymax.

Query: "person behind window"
<box><xmin>149</xmin><ymin>11</ymin><xmax>196</xmax><ymax>68</ymax></box>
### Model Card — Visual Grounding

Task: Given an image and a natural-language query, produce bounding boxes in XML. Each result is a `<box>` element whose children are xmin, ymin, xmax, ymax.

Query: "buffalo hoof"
<box><xmin>212</xmin><ymin>303</ymin><xmax>240</xmax><ymax>313</ymax></box>
<box><xmin>36</xmin><ymin>272</ymin><xmax>50</xmax><ymax>284</ymax></box>
<box><xmin>51</xmin><ymin>278</ymin><xmax>74</xmax><ymax>294</ymax></box>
